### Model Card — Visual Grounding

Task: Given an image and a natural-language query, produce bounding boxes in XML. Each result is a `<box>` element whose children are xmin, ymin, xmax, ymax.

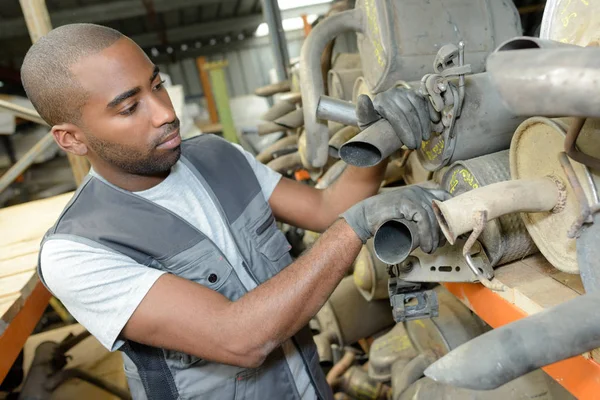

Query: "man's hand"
<box><xmin>341</xmin><ymin>185</ymin><xmax>450</xmax><ymax>253</ymax></box>
<box><xmin>356</xmin><ymin>88</ymin><xmax>431</xmax><ymax>149</ymax></box>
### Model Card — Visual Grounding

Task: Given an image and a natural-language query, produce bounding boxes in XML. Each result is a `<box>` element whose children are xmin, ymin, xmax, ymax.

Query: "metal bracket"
<box><xmin>390</xmin><ymin>239</ymin><xmax>493</xmax><ymax>283</ymax></box>
<box><xmin>388</xmin><ymin>278</ymin><xmax>439</xmax><ymax>322</ymax></box>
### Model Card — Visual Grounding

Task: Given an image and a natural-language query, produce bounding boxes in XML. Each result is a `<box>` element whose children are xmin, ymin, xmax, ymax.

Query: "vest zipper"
<box><xmin>291</xmin><ymin>336</ymin><xmax>326</xmax><ymax>400</ymax></box>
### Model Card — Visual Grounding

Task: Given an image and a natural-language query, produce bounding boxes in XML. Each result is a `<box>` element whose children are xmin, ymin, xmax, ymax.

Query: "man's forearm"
<box><xmin>229</xmin><ymin>219</ymin><xmax>362</xmax><ymax>360</ymax></box>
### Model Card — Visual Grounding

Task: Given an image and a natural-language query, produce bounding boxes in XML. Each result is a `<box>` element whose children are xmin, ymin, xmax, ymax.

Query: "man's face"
<box><xmin>71</xmin><ymin>38</ymin><xmax>181</xmax><ymax>176</ymax></box>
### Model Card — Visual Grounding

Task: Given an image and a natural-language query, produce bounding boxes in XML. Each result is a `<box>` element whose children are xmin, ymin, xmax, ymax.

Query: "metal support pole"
<box><xmin>18</xmin><ymin>0</ymin><xmax>90</xmax><ymax>185</ymax></box>
<box><xmin>195</xmin><ymin>56</ymin><xmax>219</xmax><ymax>124</ymax></box>
<box><xmin>204</xmin><ymin>61</ymin><xmax>239</xmax><ymax>144</ymax></box>
<box><xmin>261</xmin><ymin>0</ymin><xmax>289</xmax><ymax>82</ymax></box>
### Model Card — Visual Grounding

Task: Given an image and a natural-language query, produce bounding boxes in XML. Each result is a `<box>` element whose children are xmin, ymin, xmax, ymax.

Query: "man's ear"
<box><xmin>51</xmin><ymin>123</ymin><xmax>88</xmax><ymax>156</ymax></box>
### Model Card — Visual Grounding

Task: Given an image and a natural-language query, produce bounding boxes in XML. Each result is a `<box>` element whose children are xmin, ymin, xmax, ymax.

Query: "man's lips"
<box><xmin>156</xmin><ymin>128</ymin><xmax>181</xmax><ymax>150</ymax></box>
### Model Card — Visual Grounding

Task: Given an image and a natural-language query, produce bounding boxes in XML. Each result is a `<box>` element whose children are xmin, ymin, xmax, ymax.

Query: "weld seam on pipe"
<box><xmin>299</xmin><ymin>8</ymin><xmax>363</xmax><ymax>167</ymax></box>
<box><xmin>433</xmin><ymin>177</ymin><xmax>564</xmax><ymax>244</ymax></box>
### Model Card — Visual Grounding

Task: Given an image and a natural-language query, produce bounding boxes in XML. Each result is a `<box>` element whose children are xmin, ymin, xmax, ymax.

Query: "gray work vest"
<box><xmin>38</xmin><ymin>134</ymin><xmax>332</xmax><ymax>400</ymax></box>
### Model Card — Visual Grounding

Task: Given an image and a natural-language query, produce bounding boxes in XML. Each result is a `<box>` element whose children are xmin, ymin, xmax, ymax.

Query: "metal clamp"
<box><xmin>462</xmin><ymin>210</ymin><xmax>506</xmax><ymax>291</ymax></box>
<box><xmin>388</xmin><ymin>278</ymin><xmax>439</xmax><ymax>322</ymax></box>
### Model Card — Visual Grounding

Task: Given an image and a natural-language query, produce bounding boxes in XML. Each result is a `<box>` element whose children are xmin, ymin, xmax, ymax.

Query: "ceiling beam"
<box><xmin>0</xmin><ymin>0</ymin><xmax>224</xmax><ymax>39</ymax></box>
<box><xmin>131</xmin><ymin>3</ymin><xmax>330</xmax><ymax>48</ymax></box>
<box><xmin>149</xmin><ymin>29</ymin><xmax>305</xmax><ymax>64</ymax></box>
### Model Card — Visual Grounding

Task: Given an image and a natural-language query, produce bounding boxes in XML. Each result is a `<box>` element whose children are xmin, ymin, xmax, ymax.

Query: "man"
<box><xmin>23</xmin><ymin>24</ymin><xmax>445</xmax><ymax>400</ymax></box>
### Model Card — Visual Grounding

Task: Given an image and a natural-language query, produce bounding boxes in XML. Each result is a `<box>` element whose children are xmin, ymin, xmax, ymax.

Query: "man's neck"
<box><xmin>90</xmin><ymin>162</ymin><xmax>170</xmax><ymax>192</ymax></box>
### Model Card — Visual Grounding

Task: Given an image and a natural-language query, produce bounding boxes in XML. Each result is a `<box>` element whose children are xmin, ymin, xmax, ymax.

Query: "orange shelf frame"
<box><xmin>0</xmin><ymin>281</ymin><xmax>51</xmax><ymax>382</ymax></box>
<box><xmin>443</xmin><ymin>282</ymin><xmax>600</xmax><ymax>399</ymax></box>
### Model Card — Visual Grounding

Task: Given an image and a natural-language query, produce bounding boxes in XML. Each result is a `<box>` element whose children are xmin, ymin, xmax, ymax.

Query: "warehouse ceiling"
<box><xmin>0</xmin><ymin>0</ymin><xmax>329</xmax><ymax>70</ymax></box>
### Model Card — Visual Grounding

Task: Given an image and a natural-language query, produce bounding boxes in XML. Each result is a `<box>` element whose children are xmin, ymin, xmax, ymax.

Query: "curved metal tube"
<box><xmin>266</xmin><ymin>152</ymin><xmax>302</xmax><ymax>173</ymax></box>
<box><xmin>257</xmin><ymin>121</ymin><xmax>285</xmax><ymax>136</ymax></box>
<box><xmin>424</xmin><ymin>290</ymin><xmax>600</xmax><ymax>390</ymax></box>
<box><xmin>487</xmin><ymin>47</ymin><xmax>600</xmax><ymax>118</ymax></box>
<box><xmin>432</xmin><ymin>178</ymin><xmax>564</xmax><ymax>244</ymax></box>
<box><xmin>256</xmin><ymin>135</ymin><xmax>298</xmax><ymax>163</ymax></box>
<box><xmin>261</xmin><ymin>99</ymin><xmax>297</xmax><ymax>122</ymax></box>
<box><xmin>274</xmin><ymin>107</ymin><xmax>304</xmax><ymax>129</ymax></box>
<box><xmin>300</xmin><ymin>8</ymin><xmax>363</xmax><ymax>167</ymax></box>
<box><xmin>373</xmin><ymin>219</ymin><xmax>419</xmax><ymax>265</ymax></box>
<box><xmin>328</xmin><ymin>126</ymin><xmax>359</xmax><ymax>158</ymax></box>
<box><xmin>254</xmin><ymin>80</ymin><xmax>291</xmax><ymax>97</ymax></box>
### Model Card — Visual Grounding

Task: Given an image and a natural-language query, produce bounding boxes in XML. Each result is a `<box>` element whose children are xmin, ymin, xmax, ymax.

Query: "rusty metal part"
<box><xmin>256</xmin><ymin>135</ymin><xmax>298</xmax><ymax>164</ymax></box>
<box><xmin>564</xmin><ymin>117</ymin><xmax>600</xmax><ymax>171</ymax></box>
<box><xmin>441</xmin><ymin>150</ymin><xmax>538</xmax><ymax>267</ymax></box>
<box><xmin>266</xmin><ymin>152</ymin><xmax>302</xmax><ymax>173</ymax></box>
<box><xmin>254</xmin><ymin>80</ymin><xmax>292</xmax><ymax>97</ymax></box>
<box><xmin>432</xmin><ymin>178</ymin><xmax>565</xmax><ymax>245</ymax></box>
<box><xmin>353</xmin><ymin>240</ymin><xmax>389</xmax><ymax>301</ymax></box>
<box><xmin>337</xmin><ymin>366</ymin><xmax>391</xmax><ymax>400</ymax></box>
<box><xmin>462</xmin><ymin>211</ymin><xmax>507</xmax><ymax>292</ymax></box>
<box><xmin>314</xmin><ymin>276</ymin><xmax>395</xmax><ymax>347</ymax></box>
<box><xmin>327</xmin><ymin>349</ymin><xmax>356</xmax><ymax>386</ymax></box>
<box><xmin>558</xmin><ymin>151</ymin><xmax>600</xmax><ymax>238</ymax></box>
<box><xmin>510</xmin><ymin>117</ymin><xmax>600</xmax><ymax>274</ymax></box>
<box><xmin>329</xmin><ymin>126</ymin><xmax>360</xmax><ymax>158</ymax></box>
<box><xmin>274</xmin><ymin>108</ymin><xmax>304</xmax><ymax>129</ymax></box>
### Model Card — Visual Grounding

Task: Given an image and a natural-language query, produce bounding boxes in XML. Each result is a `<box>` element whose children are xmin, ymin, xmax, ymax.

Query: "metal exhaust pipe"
<box><xmin>328</xmin><ymin>126</ymin><xmax>359</xmax><ymax>158</ymax></box>
<box><xmin>487</xmin><ymin>46</ymin><xmax>600</xmax><ymax>118</ymax></box>
<box><xmin>373</xmin><ymin>220</ymin><xmax>419</xmax><ymax>265</ymax></box>
<box><xmin>339</xmin><ymin>119</ymin><xmax>401</xmax><ymax>167</ymax></box>
<box><xmin>254</xmin><ymin>80</ymin><xmax>291</xmax><ymax>97</ymax></box>
<box><xmin>432</xmin><ymin>178</ymin><xmax>565</xmax><ymax>245</ymax></box>
<box><xmin>257</xmin><ymin>121</ymin><xmax>285</xmax><ymax>136</ymax></box>
<box><xmin>256</xmin><ymin>135</ymin><xmax>298</xmax><ymax>164</ymax></box>
<box><xmin>424</xmin><ymin>290</ymin><xmax>600</xmax><ymax>390</ymax></box>
<box><xmin>300</xmin><ymin>8</ymin><xmax>363</xmax><ymax>167</ymax></box>
<box><xmin>266</xmin><ymin>152</ymin><xmax>302</xmax><ymax>173</ymax></box>
<box><xmin>495</xmin><ymin>36</ymin><xmax>574</xmax><ymax>51</ymax></box>
<box><xmin>274</xmin><ymin>108</ymin><xmax>304</xmax><ymax>129</ymax></box>
<box><xmin>261</xmin><ymin>100</ymin><xmax>297</xmax><ymax>122</ymax></box>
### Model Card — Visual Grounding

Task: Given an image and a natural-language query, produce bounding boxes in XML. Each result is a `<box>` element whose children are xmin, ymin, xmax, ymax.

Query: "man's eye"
<box><xmin>119</xmin><ymin>103</ymin><xmax>138</xmax><ymax>116</ymax></box>
<box><xmin>153</xmin><ymin>80</ymin><xmax>166</xmax><ymax>91</ymax></box>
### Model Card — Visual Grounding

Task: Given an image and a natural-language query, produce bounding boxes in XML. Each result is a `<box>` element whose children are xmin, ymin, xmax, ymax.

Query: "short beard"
<box><xmin>86</xmin><ymin>119</ymin><xmax>181</xmax><ymax>176</ymax></box>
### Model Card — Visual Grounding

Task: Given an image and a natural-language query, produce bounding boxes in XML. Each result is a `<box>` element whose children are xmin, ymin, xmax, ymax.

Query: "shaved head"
<box><xmin>21</xmin><ymin>23</ymin><xmax>123</xmax><ymax>126</ymax></box>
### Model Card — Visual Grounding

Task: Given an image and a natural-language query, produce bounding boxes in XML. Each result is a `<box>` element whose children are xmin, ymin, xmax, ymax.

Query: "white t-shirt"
<box><xmin>41</xmin><ymin>143</ymin><xmax>316</xmax><ymax>399</ymax></box>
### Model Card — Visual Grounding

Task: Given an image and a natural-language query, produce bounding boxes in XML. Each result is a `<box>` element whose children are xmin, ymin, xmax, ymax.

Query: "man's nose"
<box><xmin>150</xmin><ymin>91</ymin><xmax>176</xmax><ymax>128</ymax></box>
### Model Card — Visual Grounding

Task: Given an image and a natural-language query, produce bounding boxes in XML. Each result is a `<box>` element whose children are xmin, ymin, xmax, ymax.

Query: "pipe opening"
<box><xmin>432</xmin><ymin>200</ymin><xmax>456</xmax><ymax>244</ymax></box>
<box><xmin>373</xmin><ymin>220</ymin><xmax>416</xmax><ymax>264</ymax></box>
<box><xmin>497</xmin><ymin>38</ymin><xmax>541</xmax><ymax>51</ymax></box>
<box><xmin>339</xmin><ymin>142</ymin><xmax>382</xmax><ymax>167</ymax></box>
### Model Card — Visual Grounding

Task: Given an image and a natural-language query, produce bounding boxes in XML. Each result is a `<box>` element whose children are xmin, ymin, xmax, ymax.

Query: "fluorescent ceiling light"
<box><xmin>278</xmin><ymin>0</ymin><xmax>331</xmax><ymax>11</ymax></box>
<box><xmin>255</xmin><ymin>14</ymin><xmax>318</xmax><ymax>37</ymax></box>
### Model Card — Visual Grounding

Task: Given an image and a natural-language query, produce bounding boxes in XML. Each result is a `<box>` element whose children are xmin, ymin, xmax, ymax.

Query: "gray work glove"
<box><xmin>341</xmin><ymin>186</ymin><xmax>450</xmax><ymax>253</ymax></box>
<box><xmin>356</xmin><ymin>87</ymin><xmax>431</xmax><ymax>149</ymax></box>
